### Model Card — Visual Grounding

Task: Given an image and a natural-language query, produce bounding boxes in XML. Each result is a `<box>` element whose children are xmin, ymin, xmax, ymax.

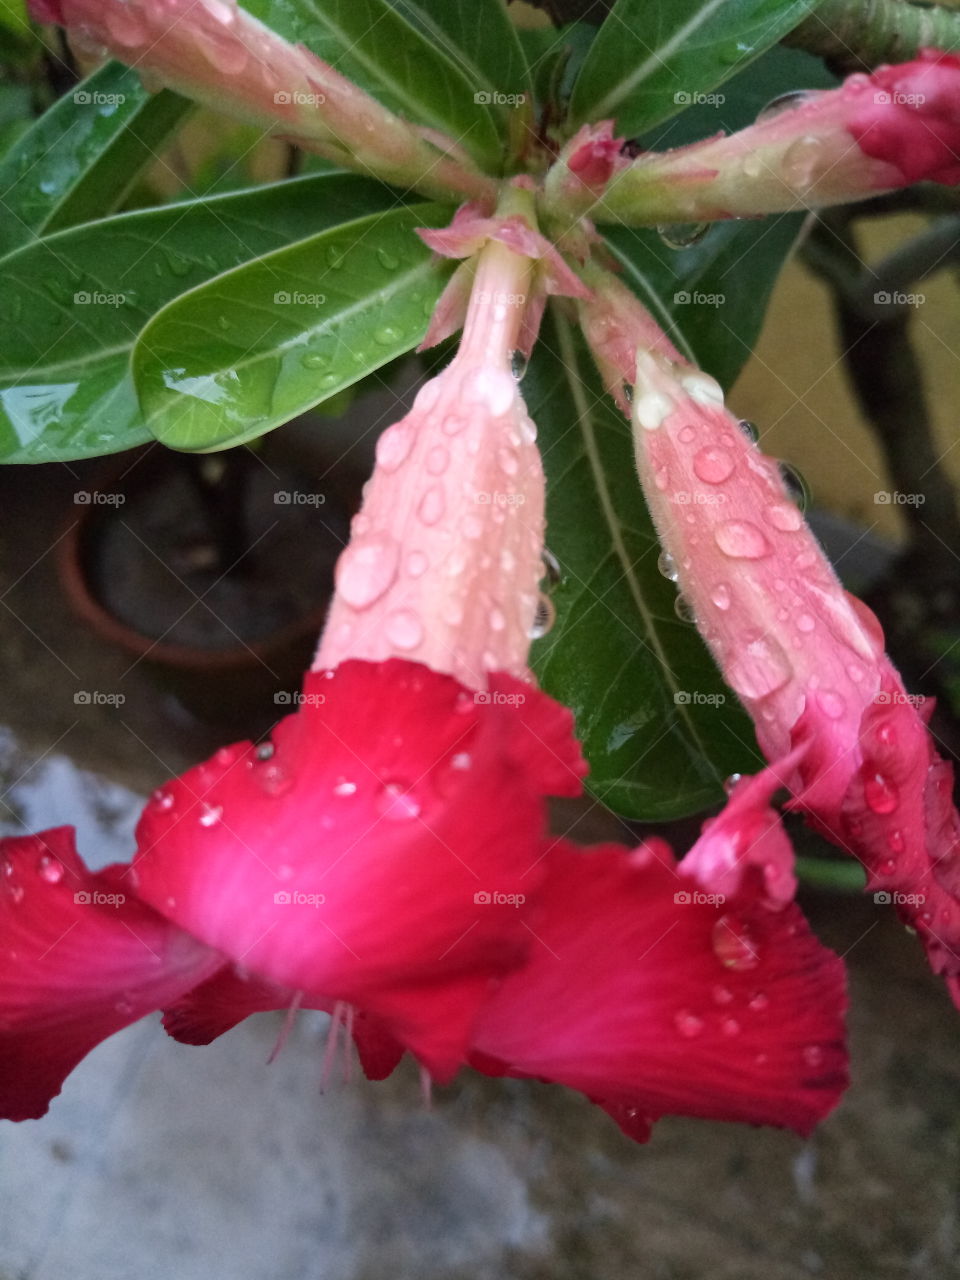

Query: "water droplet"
<box><xmin>199</xmin><ymin>803</ymin><xmax>222</xmax><ymax>827</ymax></box>
<box><xmin>796</xmin><ymin>612</ymin><xmax>815</xmax><ymax>633</ymax></box>
<box><xmin>712</xmin><ymin>914</ymin><xmax>760</xmax><ymax>970</ymax></box>
<box><xmin>510</xmin><ymin>349</ymin><xmax>529</xmax><ymax>381</ymax></box>
<box><xmin>489</xmin><ymin>606</ymin><xmax>506</xmax><ymax>632</ymax></box>
<box><xmin>37</xmin><ymin>856</ymin><xmax>64</xmax><ymax>884</ymax></box>
<box><xmin>301</xmin><ymin>351</ymin><xmax>328</xmax><ymax>369</ymax></box>
<box><xmin>726</xmin><ymin>634</ymin><xmax>792</xmax><ymax>700</ymax></box>
<box><xmin>335</xmin><ymin>533</ymin><xmax>399</xmax><ymax>609</ymax></box>
<box><xmin>724</xmin><ymin>773</ymin><xmax>743</xmax><ymax>794</ymax></box>
<box><xmin>888</xmin><ymin>829</ymin><xmax>905</xmax><ymax>854</ymax></box>
<box><xmin>164</xmin><ymin>249</ymin><xmax>192</xmax><ymax>277</ymax></box>
<box><xmin>756</xmin><ymin>89</ymin><xmax>818</xmax><ymax>123</ymax></box>
<box><xmin>529</xmin><ymin>594</ymin><xmax>556</xmax><ymax>640</ymax></box>
<box><xmin>386</xmin><ymin>609</ymin><xmax>424</xmax><ymax>650</ymax></box>
<box><xmin>540</xmin><ymin>547</ymin><xmax>561</xmax><ymax>588</ymax></box>
<box><xmin>256</xmin><ymin>742</ymin><xmax>275</xmax><ymax>761</ymax></box>
<box><xmin>259</xmin><ymin>764</ymin><xmax>292</xmax><ymax>797</ymax></box>
<box><xmin>425</xmin><ymin>445</ymin><xmax>449</xmax><ymax>476</ymax></box>
<box><xmin>674</xmin><ymin>1010</ymin><xmax>705</xmax><ymax>1038</ymax></box>
<box><xmin>450</xmin><ymin>752</ymin><xmax>472</xmax><ymax>771</ymax></box>
<box><xmin>674</xmin><ymin>594</ymin><xmax>696</xmax><ymax>624</ymax></box>
<box><xmin>748</xmin><ymin>992</ymin><xmax>769</xmax><ymax>1013</ymax></box>
<box><xmin>783</xmin><ymin>134</ymin><xmax>824</xmax><ymax>192</ymax></box>
<box><xmin>217</xmin><ymin>315</ymin><xmax>231</xmax><ymax>331</ymax></box>
<box><xmin>441</xmin><ymin>413</ymin><xmax>465</xmax><ymax>436</ymax></box>
<box><xmin>658</xmin><ymin>550</ymin><xmax>680</xmax><ymax>582</ymax></box>
<box><xmin>375</xmin><ymin>423</ymin><xmax>413</xmax><ymax>472</ymax></box>
<box><xmin>766</xmin><ymin>501</ymin><xmax>803</xmax><ymax>532</ymax></box>
<box><xmin>712</xmin><ymin>984</ymin><xmax>734</xmax><ymax>1006</ymax></box>
<box><xmin>406</xmin><ymin>550</ymin><xmax>428</xmax><ymax>578</ymax></box>
<box><xmin>374</xmin><ymin>325</ymin><xmax>400</xmax><ymax>347</ymax></box>
<box><xmin>657</xmin><ymin>221</ymin><xmax>709</xmax><ymax>249</ymax></box>
<box><xmin>817</xmin><ymin>690</ymin><xmax>846</xmax><ymax>719</ymax></box>
<box><xmin>497</xmin><ymin>446</ymin><xmax>519</xmax><ymax>476</ymax></box>
<box><xmin>622</xmin><ymin>383</ymin><xmax>634</xmax><ymax>404</ymax></box>
<box><xmin>693</xmin><ymin>445</ymin><xmax>735</xmax><ymax>485</ymax></box>
<box><xmin>864</xmin><ymin>771</ymin><xmax>899</xmax><ymax>814</ymax></box>
<box><xmin>325</xmin><ymin>246</ymin><xmax>345</xmax><ymax>269</ymax></box>
<box><xmin>154</xmin><ymin>790</ymin><xmax>175</xmax><ymax>811</ymax></box>
<box><xmin>738</xmin><ymin>419</ymin><xmax>760</xmax><ymax>443</ymax></box>
<box><xmin>711</xmin><ymin>583</ymin><xmax>731</xmax><ymax>611</ymax></box>
<box><xmin>376</xmin><ymin>247</ymin><xmax>399</xmax><ymax>271</ymax></box>
<box><xmin>802</xmin><ymin>1044</ymin><xmax>825</xmax><ymax>1068</ymax></box>
<box><xmin>714</xmin><ymin>520</ymin><xmax>771</xmax><ymax>560</ymax></box>
<box><xmin>333</xmin><ymin>779</ymin><xmax>357</xmax><ymax>797</ymax></box>
<box><xmin>678</xmin><ymin>424</ymin><xmax>696</xmax><ymax>444</ymax></box>
<box><xmin>721</xmin><ymin>1017</ymin><xmax>741</xmax><ymax>1038</ymax></box>
<box><xmin>376</xmin><ymin>781</ymin><xmax>421</xmax><ymax>821</ymax></box>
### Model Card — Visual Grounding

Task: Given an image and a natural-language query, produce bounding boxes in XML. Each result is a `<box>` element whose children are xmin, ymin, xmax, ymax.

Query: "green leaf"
<box><xmin>0</xmin><ymin>61</ymin><xmax>192</xmax><ymax>258</ymax></box>
<box><xmin>244</xmin><ymin>0</ymin><xmax>502</xmax><ymax>167</ymax></box>
<box><xmin>0</xmin><ymin>0</ymin><xmax>29</xmax><ymax>37</ymax></box>
<box><xmin>388</xmin><ymin>0</ymin><xmax>531</xmax><ymax>105</ymax></box>
<box><xmin>569</xmin><ymin>0</ymin><xmax>822</xmax><ymax>137</ymax></box>
<box><xmin>529</xmin><ymin>309</ymin><xmax>762</xmax><ymax>820</ymax></box>
<box><xmin>133</xmin><ymin>202</ymin><xmax>454</xmax><ymax>452</ymax></box>
<box><xmin>0</xmin><ymin>173</ymin><xmax>410</xmax><ymax>463</ymax></box>
<box><xmin>602</xmin><ymin>212</ymin><xmax>804</xmax><ymax>389</ymax></box>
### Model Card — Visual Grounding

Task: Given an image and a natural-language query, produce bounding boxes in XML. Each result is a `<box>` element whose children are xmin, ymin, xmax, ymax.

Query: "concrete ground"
<box><xmin>0</xmin><ymin>426</ymin><xmax>958</xmax><ymax>1280</ymax></box>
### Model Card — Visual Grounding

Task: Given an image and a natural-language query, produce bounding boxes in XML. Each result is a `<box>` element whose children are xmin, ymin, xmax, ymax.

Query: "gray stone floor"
<box><xmin>0</xmin><ymin>455</ymin><xmax>959</xmax><ymax>1279</ymax></box>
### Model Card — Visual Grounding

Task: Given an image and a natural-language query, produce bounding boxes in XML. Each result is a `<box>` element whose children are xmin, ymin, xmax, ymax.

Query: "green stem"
<box><xmin>785</xmin><ymin>0</ymin><xmax>960</xmax><ymax>72</ymax></box>
<box><xmin>795</xmin><ymin>856</ymin><xmax>867</xmax><ymax>893</ymax></box>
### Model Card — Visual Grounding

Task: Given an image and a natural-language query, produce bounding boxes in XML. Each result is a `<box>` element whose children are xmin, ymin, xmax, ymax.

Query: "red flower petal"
<box><xmin>470</xmin><ymin>840</ymin><xmax>848</xmax><ymax>1141</ymax></box>
<box><xmin>164</xmin><ymin>965</ymin><xmax>405</xmax><ymax>1078</ymax></box>
<box><xmin>0</xmin><ymin>828</ymin><xmax>218</xmax><ymax>1121</ymax></box>
<box><xmin>134</xmin><ymin>659</ymin><xmax>583</xmax><ymax>1078</ymax></box>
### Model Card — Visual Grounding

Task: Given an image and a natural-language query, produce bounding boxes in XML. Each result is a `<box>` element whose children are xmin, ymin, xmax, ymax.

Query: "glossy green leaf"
<box><xmin>244</xmin><ymin>0</ymin><xmax>501</xmax><ymax>167</ymax></box>
<box><xmin>602</xmin><ymin>212</ymin><xmax>804</xmax><ymax>389</ymax></box>
<box><xmin>529</xmin><ymin>310</ymin><xmax>762</xmax><ymax>820</ymax></box>
<box><xmin>0</xmin><ymin>61</ymin><xmax>192</xmax><ymax>258</ymax></box>
<box><xmin>569</xmin><ymin>0</ymin><xmax>822</xmax><ymax>137</ymax></box>
<box><xmin>389</xmin><ymin>0</ymin><xmax>531</xmax><ymax>104</ymax></box>
<box><xmin>133</xmin><ymin>202</ymin><xmax>454</xmax><ymax>452</ymax></box>
<box><xmin>0</xmin><ymin>173</ymin><xmax>410</xmax><ymax>463</ymax></box>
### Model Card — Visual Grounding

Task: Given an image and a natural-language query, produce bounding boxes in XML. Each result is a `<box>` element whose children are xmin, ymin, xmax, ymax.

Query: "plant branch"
<box><xmin>784</xmin><ymin>0</ymin><xmax>960</xmax><ymax>72</ymax></box>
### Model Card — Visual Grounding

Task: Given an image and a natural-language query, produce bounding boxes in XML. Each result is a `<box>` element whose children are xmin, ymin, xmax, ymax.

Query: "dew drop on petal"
<box><xmin>817</xmin><ymin>690</ymin><xmax>846</xmax><ymax>719</ymax></box>
<box><xmin>711</xmin><ymin>583</ymin><xmax>731</xmax><ymax>611</ymax></box>
<box><xmin>333</xmin><ymin>779</ymin><xmax>357</xmax><ymax>797</ymax></box>
<box><xmin>712</xmin><ymin>984</ymin><xmax>734</xmax><ymax>1006</ymax></box>
<box><xmin>756</xmin><ymin>89</ymin><xmax>818</xmax><ymax>123</ymax></box>
<box><xmin>498</xmin><ymin>446</ymin><xmax>519</xmax><ymax>477</ymax></box>
<box><xmin>888</xmin><ymin>829</ymin><xmax>905</xmax><ymax>854</ymax></box>
<box><xmin>657</xmin><ymin>221</ymin><xmax>709</xmax><ymax>249</ymax></box>
<box><xmin>376</xmin><ymin>781</ymin><xmax>421</xmax><ymax>821</ymax></box>
<box><xmin>721</xmin><ymin>1018</ymin><xmax>741</xmax><ymax>1038</ymax></box>
<box><xmin>678</xmin><ymin>425</ymin><xmax>696</xmax><ymax>444</ymax></box>
<box><xmin>674</xmin><ymin>594</ymin><xmax>696</xmax><ymax>623</ymax></box>
<box><xmin>510</xmin><ymin>349</ymin><xmax>529</xmax><ymax>381</ymax></box>
<box><xmin>712</xmin><ymin>914</ymin><xmax>760</xmax><ymax>970</ymax></box>
<box><xmin>802</xmin><ymin>1044</ymin><xmax>825</xmax><ymax>1068</ymax></box>
<box><xmin>796</xmin><ymin>612</ymin><xmax>816</xmax><ymax>633</ymax></box>
<box><xmin>37</xmin><ymin>856</ymin><xmax>64</xmax><ymax>884</ymax></box>
<box><xmin>406</xmin><ymin>550</ymin><xmax>428</xmax><ymax>578</ymax></box>
<box><xmin>335</xmin><ymin>534</ymin><xmax>399</xmax><ymax>609</ymax></box>
<box><xmin>766</xmin><ymin>502</ymin><xmax>803</xmax><ymax>533</ymax></box>
<box><xmin>864</xmin><ymin>771</ymin><xmax>899</xmax><ymax>814</ymax></box>
<box><xmin>748</xmin><ymin>992</ymin><xmax>769</xmax><ymax>1013</ymax></box>
<box><xmin>658</xmin><ymin>550</ymin><xmax>680</xmax><ymax>582</ymax></box>
<box><xmin>418</xmin><ymin>486</ymin><xmax>446</xmax><ymax>527</ymax></box>
<box><xmin>450</xmin><ymin>752</ymin><xmax>472</xmax><ymax>771</ymax></box>
<box><xmin>529</xmin><ymin>594</ymin><xmax>556</xmax><ymax>640</ymax></box>
<box><xmin>715</xmin><ymin>520</ymin><xmax>771</xmax><ymax>560</ymax></box>
<box><xmin>489</xmin><ymin>606</ymin><xmax>506</xmax><ymax>632</ymax></box>
<box><xmin>674</xmin><ymin>1010</ymin><xmax>705</xmax><ymax>1038</ymax></box>
<box><xmin>375</xmin><ymin>424</ymin><xmax>413</xmax><ymax>472</ymax></box>
<box><xmin>738</xmin><ymin>419</ymin><xmax>760</xmax><ymax>443</ymax></box>
<box><xmin>199</xmin><ymin>803</ymin><xmax>222</xmax><ymax>828</ymax></box>
<box><xmin>693</xmin><ymin>445</ymin><xmax>735</xmax><ymax>485</ymax></box>
<box><xmin>386</xmin><ymin>609</ymin><xmax>424</xmax><ymax>650</ymax></box>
